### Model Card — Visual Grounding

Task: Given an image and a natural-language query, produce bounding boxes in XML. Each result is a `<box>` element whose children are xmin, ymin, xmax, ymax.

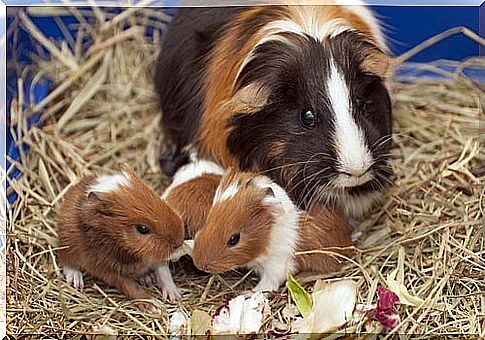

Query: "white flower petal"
<box><xmin>170</xmin><ymin>311</ymin><xmax>189</xmax><ymax>335</ymax></box>
<box><xmin>212</xmin><ymin>292</ymin><xmax>271</xmax><ymax>334</ymax></box>
<box><xmin>293</xmin><ymin>280</ymin><xmax>358</xmax><ymax>334</ymax></box>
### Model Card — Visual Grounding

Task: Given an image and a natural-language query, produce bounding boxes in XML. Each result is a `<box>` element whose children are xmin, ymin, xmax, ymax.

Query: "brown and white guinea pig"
<box><xmin>191</xmin><ymin>169</ymin><xmax>352</xmax><ymax>292</ymax></box>
<box><xmin>162</xmin><ymin>158</ymin><xmax>225</xmax><ymax>238</ymax></box>
<box><xmin>155</xmin><ymin>0</ymin><xmax>393</xmax><ymax>220</ymax></box>
<box><xmin>56</xmin><ymin>165</ymin><xmax>184</xmax><ymax>313</ymax></box>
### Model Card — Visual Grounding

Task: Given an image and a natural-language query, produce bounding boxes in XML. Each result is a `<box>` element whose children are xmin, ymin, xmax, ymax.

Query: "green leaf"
<box><xmin>286</xmin><ymin>274</ymin><xmax>312</xmax><ymax>318</ymax></box>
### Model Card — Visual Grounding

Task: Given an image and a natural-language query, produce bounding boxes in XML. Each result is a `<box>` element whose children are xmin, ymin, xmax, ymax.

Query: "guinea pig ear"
<box><xmin>261</xmin><ymin>186</ymin><xmax>283</xmax><ymax>211</ymax></box>
<box><xmin>243</xmin><ymin>177</ymin><xmax>255</xmax><ymax>188</ymax></box>
<box><xmin>230</xmin><ymin>82</ymin><xmax>270</xmax><ymax>113</ymax></box>
<box><xmin>86</xmin><ymin>191</ymin><xmax>112</xmax><ymax>216</ymax></box>
<box><xmin>264</xmin><ymin>186</ymin><xmax>275</xmax><ymax>198</ymax></box>
<box><xmin>361</xmin><ymin>49</ymin><xmax>393</xmax><ymax>78</ymax></box>
<box><xmin>86</xmin><ymin>190</ymin><xmax>101</xmax><ymax>202</ymax></box>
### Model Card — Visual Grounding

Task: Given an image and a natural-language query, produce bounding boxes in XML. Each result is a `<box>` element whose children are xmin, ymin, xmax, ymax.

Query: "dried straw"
<box><xmin>5</xmin><ymin>6</ymin><xmax>484</xmax><ymax>336</ymax></box>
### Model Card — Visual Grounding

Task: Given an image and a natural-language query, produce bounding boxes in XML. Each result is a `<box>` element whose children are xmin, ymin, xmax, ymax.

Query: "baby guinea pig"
<box><xmin>56</xmin><ymin>165</ymin><xmax>184</xmax><ymax>313</ymax></box>
<box><xmin>163</xmin><ymin>158</ymin><xmax>224</xmax><ymax>238</ymax></box>
<box><xmin>191</xmin><ymin>169</ymin><xmax>352</xmax><ymax>292</ymax></box>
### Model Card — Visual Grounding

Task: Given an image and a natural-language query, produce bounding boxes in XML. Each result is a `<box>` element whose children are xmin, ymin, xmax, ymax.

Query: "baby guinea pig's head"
<box><xmin>191</xmin><ymin>169</ymin><xmax>289</xmax><ymax>273</ymax></box>
<box><xmin>85</xmin><ymin>165</ymin><xmax>184</xmax><ymax>264</ymax></box>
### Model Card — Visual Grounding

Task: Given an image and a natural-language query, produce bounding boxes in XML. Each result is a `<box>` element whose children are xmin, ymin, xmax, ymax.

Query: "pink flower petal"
<box><xmin>377</xmin><ymin>286</ymin><xmax>400</xmax><ymax>310</ymax></box>
<box><xmin>371</xmin><ymin>286</ymin><xmax>401</xmax><ymax>331</ymax></box>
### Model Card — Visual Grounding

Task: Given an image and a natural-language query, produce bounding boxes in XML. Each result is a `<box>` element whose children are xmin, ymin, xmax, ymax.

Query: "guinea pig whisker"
<box><xmin>304</xmin><ymin>180</ymin><xmax>330</xmax><ymax>210</ymax></box>
<box><xmin>261</xmin><ymin>160</ymin><xmax>320</xmax><ymax>174</ymax></box>
<box><xmin>296</xmin><ymin>168</ymin><xmax>333</xmax><ymax>206</ymax></box>
<box><xmin>306</xmin><ymin>182</ymin><xmax>334</xmax><ymax>211</ymax></box>
<box><xmin>374</xmin><ymin>171</ymin><xmax>394</xmax><ymax>187</ymax></box>
<box><xmin>302</xmin><ymin>171</ymin><xmax>332</xmax><ymax>202</ymax></box>
<box><xmin>372</xmin><ymin>153</ymin><xmax>393</xmax><ymax>161</ymax></box>
<box><xmin>299</xmin><ymin>178</ymin><xmax>322</xmax><ymax>208</ymax></box>
<box><xmin>371</xmin><ymin>134</ymin><xmax>393</xmax><ymax>149</ymax></box>
<box><xmin>292</xmin><ymin>167</ymin><xmax>331</xmax><ymax>196</ymax></box>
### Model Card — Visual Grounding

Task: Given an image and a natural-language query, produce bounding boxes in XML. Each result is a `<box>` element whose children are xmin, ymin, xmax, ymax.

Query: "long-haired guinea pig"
<box><xmin>155</xmin><ymin>0</ymin><xmax>393</xmax><ymax>219</ymax></box>
<box><xmin>162</xmin><ymin>159</ymin><xmax>224</xmax><ymax>237</ymax></box>
<box><xmin>56</xmin><ymin>165</ymin><xmax>184</xmax><ymax>313</ymax></box>
<box><xmin>191</xmin><ymin>169</ymin><xmax>352</xmax><ymax>292</ymax></box>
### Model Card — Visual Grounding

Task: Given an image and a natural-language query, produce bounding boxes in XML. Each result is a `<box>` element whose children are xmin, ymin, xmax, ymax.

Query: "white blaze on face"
<box><xmin>88</xmin><ymin>172</ymin><xmax>131</xmax><ymax>194</ymax></box>
<box><xmin>212</xmin><ymin>181</ymin><xmax>241</xmax><ymax>206</ymax></box>
<box><xmin>327</xmin><ymin>59</ymin><xmax>373</xmax><ymax>187</ymax></box>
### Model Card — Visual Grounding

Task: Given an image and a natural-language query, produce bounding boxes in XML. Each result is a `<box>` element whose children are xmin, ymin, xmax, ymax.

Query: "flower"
<box><xmin>169</xmin><ymin>311</ymin><xmax>189</xmax><ymax>336</ymax></box>
<box><xmin>291</xmin><ymin>279</ymin><xmax>358</xmax><ymax>334</ymax></box>
<box><xmin>371</xmin><ymin>286</ymin><xmax>400</xmax><ymax>330</ymax></box>
<box><xmin>212</xmin><ymin>292</ymin><xmax>271</xmax><ymax>334</ymax></box>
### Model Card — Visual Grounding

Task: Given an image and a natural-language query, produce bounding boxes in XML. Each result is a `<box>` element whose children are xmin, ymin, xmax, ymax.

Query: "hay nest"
<box><xmin>5</xmin><ymin>7</ymin><xmax>484</xmax><ymax>336</ymax></box>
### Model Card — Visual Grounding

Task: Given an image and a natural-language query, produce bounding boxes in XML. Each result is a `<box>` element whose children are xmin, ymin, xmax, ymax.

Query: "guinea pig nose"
<box><xmin>342</xmin><ymin>166</ymin><xmax>370</xmax><ymax>178</ymax></box>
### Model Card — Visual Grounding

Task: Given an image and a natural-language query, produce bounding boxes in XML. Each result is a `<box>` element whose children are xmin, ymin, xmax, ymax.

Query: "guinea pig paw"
<box><xmin>253</xmin><ymin>281</ymin><xmax>280</xmax><ymax>293</ymax></box>
<box><xmin>138</xmin><ymin>298</ymin><xmax>164</xmax><ymax>315</ymax></box>
<box><xmin>138</xmin><ymin>271</ymin><xmax>158</xmax><ymax>287</ymax></box>
<box><xmin>162</xmin><ymin>285</ymin><xmax>182</xmax><ymax>302</ymax></box>
<box><xmin>63</xmin><ymin>266</ymin><xmax>84</xmax><ymax>291</ymax></box>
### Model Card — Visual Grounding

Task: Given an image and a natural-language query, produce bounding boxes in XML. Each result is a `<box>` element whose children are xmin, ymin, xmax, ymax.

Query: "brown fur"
<box><xmin>56</xmin><ymin>168</ymin><xmax>184</xmax><ymax>301</ymax></box>
<box><xmin>361</xmin><ymin>49</ymin><xmax>392</xmax><ymax>77</ymax></box>
<box><xmin>192</xmin><ymin>170</ymin><xmax>275</xmax><ymax>273</ymax></box>
<box><xmin>199</xmin><ymin>6</ymin><xmax>288</xmax><ymax>168</ymax></box>
<box><xmin>165</xmin><ymin>174</ymin><xmax>221</xmax><ymax>238</ymax></box>
<box><xmin>191</xmin><ymin>170</ymin><xmax>351</xmax><ymax>276</ymax></box>
<box><xmin>295</xmin><ymin>205</ymin><xmax>352</xmax><ymax>274</ymax></box>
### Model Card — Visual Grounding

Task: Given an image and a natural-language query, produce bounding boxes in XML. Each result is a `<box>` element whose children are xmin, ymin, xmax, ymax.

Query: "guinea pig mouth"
<box><xmin>194</xmin><ymin>260</ymin><xmax>228</xmax><ymax>274</ymax></box>
<box><xmin>343</xmin><ymin>179</ymin><xmax>382</xmax><ymax>196</ymax></box>
<box><xmin>333</xmin><ymin>171</ymin><xmax>374</xmax><ymax>188</ymax></box>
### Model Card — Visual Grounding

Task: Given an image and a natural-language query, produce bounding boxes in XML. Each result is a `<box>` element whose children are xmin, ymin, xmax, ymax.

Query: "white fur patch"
<box><xmin>250</xmin><ymin>176</ymin><xmax>300</xmax><ymax>292</ymax></box>
<box><xmin>263</xmin><ymin>18</ymin><xmax>350</xmax><ymax>42</ymax></box>
<box><xmin>162</xmin><ymin>159</ymin><xmax>224</xmax><ymax>199</ymax></box>
<box><xmin>212</xmin><ymin>181</ymin><xmax>241</xmax><ymax>205</ymax></box>
<box><xmin>236</xmin><ymin>17</ymin><xmax>351</xmax><ymax>83</ymax></box>
<box><xmin>327</xmin><ymin>59</ymin><xmax>373</xmax><ymax>185</ymax></box>
<box><xmin>88</xmin><ymin>172</ymin><xmax>131</xmax><ymax>195</ymax></box>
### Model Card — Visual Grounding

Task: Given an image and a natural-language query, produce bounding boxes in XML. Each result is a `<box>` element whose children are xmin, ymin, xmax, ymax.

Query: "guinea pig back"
<box><xmin>295</xmin><ymin>205</ymin><xmax>353</xmax><ymax>274</ymax></box>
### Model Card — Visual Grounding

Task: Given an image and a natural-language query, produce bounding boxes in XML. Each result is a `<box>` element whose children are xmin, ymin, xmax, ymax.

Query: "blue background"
<box><xmin>4</xmin><ymin>4</ymin><xmax>483</xmax><ymax>203</ymax></box>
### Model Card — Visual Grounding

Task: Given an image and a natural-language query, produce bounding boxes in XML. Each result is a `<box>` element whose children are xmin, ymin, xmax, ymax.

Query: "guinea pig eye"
<box><xmin>227</xmin><ymin>233</ymin><xmax>241</xmax><ymax>247</ymax></box>
<box><xmin>136</xmin><ymin>224</ymin><xmax>150</xmax><ymax>235</ymax></box>
<box><xmin>300</xmin><ymin>110</ymin><xmax>316</xmax><ymax>129</ymax></box>
<box><xmin>356</xmin><ymin>97</ymin><xmax>366</xmax><ymax>112</ymax></box>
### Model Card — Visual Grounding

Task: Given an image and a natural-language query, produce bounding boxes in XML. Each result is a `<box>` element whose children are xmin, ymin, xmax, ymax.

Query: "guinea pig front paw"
<box><xmin>253</xmin><ymin>280</ymin><xmax>280</xmax><ymax>293</ymax></box>
<box><xmin>137</xmin><ymin>271</ymin><xmax>158</xmax><ymax>287</ymax></box>
<box><xmin>138</xmin><ymin>298</ymin><xmax>164</xmax><ymax>315</ymax></box>
<box><xmin>161</xmin><ymin>284</ymin><xmax>182</xmax><ymax>302</ymax></box>
<box><xmin>63</xmin><ymin>266</ymin><xmax>84</xmax><ymax>291</ymax></box>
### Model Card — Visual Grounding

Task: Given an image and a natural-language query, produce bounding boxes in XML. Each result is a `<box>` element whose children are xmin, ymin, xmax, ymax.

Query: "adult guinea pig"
<box><xmin>163</xmin><ymin>158</ymin><xmax>224</xmax><ymax>238</ymax></box>
<box><xmin>191</xmin><ymin>169</ymin><xmax>352</xmax><ymax>292</ymax></box>
<box><xmin>56</xmin><ymin>165</ymin><xmax>184</xmax><ymax>313</ymax></box>
<box><xmin>155</xmin><ymin>0</ymin><xmax>393</xmax><ymax>219</ymax></box>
